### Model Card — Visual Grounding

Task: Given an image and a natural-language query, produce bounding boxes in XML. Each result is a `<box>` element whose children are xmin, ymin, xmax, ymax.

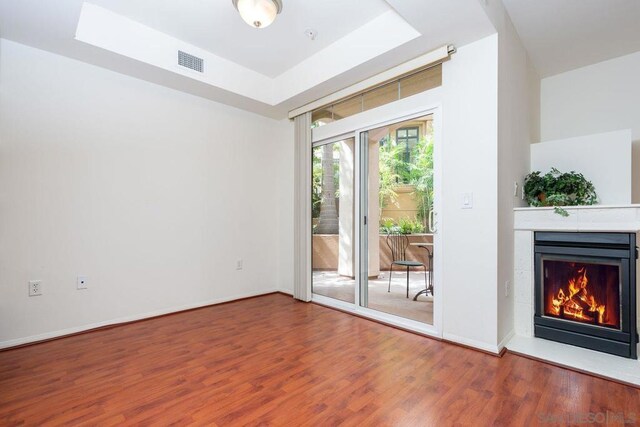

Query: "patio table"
<box><xmin>410</xmin><ymin>242</ymin><xmax>433</xmax><ymax>301</ymax></box>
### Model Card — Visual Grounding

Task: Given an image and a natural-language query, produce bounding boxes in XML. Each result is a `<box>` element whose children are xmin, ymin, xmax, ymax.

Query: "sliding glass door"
<box><xmin>310</xmin><ymin>103</ymin><xmax>441</xmax><ymax>334</ymax></box>
<box><xmin>311</xmin><ymin>137</ymin><xmax>356</xmax><ymax>303</ymax></box>
<box><xmin>360</xmin><ymin>115</ymin><xmax>436</xmax><ymax>325</ymax></box>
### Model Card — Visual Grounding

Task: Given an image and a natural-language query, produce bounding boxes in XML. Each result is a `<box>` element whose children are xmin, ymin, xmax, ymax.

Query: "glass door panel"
<box><xmin>361</xmin><ymin>115</ymin><xmax>435</xmax><ymax>324</ymax></box>
<box><xmin>312</xmin><ymin>138</ymin><xmax>356</xmax><ymax>303</ymax></box>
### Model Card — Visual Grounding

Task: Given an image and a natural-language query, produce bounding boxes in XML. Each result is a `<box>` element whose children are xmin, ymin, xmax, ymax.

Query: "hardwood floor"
<box><xmin>1</xmin><ymin>293</ymin><xmax>638</xmax><ymax>426</ymax></box>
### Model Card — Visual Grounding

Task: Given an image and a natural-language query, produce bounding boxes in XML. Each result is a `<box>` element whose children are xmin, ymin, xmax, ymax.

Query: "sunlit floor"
<box><xmin>312</xmin><ymin>270</ymin><xmax>433</xmax><ymax>324</ymax></box>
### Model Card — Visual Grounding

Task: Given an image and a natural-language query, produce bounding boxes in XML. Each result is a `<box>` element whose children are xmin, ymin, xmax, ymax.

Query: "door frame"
<box><xmin>310</xmin><ymin>87</ymin><xmax>443</xmax><ymax>338</ymax></box>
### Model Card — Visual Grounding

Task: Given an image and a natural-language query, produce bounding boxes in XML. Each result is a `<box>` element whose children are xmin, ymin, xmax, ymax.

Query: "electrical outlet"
<box><xmin>28</xmin><ymin>280</ymin><xmax>42</xmax><ymax>297</ymax></box>
<box><xmin>77</xmin><ymin>276</ymin><xmax>88</xmax><ymax>290</ymax></box>
<box><xmin>505</xmin><ymin>280</ymin><xmax>511</xmax><ymax>297</ymax></box>
<box><xmin>236</xmin><ymin>259</ymin><xmax>243</xmax><ymax>270</ymax></box>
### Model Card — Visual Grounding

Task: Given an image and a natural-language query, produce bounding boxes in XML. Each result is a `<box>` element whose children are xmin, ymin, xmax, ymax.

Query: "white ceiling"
<box><xmin>502</xmin><ymin>0</ymin><xmax>640</xmax><ymax>78</ymax></box>
<box><xmin>0</xmin><ymin>0</ymin><xmax>496</xmax><ymax>118</ymax></box>
<box><xmin>91</xmin><ymin>0</ymin><xmax>391</xmax><ymax>78</ymax></box>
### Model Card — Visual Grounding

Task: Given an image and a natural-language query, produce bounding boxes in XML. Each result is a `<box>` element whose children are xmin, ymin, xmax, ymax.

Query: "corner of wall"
<box><xmin>441</xmin><ymin>33</ymin><xmax>500</xmax><ymax>350</ymax></box>
<box><xmin>0</xmin><ymin>40</ymin><xmax>291</xmax><ymax>345</ymax></box>
<box><xmin>633</xmin><ymin>140</ymin><xmax>640</xmax><ymax>204</ymax></box>
<box><xmin>492</xmin><ymin>0</ymin><xmax>540</xmax><ymax>345</ymax></box>
<box><xmin>275</xmin><ymin>118</ymin><xmax>295</xmax><ymax>294</ymax></box>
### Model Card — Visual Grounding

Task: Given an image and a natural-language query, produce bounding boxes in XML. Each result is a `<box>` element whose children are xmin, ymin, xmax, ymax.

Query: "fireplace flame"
<box><xmin>550</xmin><ymin>267</ymin><xmax>606</xmax><ymax>324</ymax></box>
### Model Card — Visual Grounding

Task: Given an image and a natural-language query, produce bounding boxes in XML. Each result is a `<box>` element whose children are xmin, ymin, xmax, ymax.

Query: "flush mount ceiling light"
<box><xmin>232</xmin><ymin>0</ymin><xmax>283</xmax><ymax>29</ymax></box>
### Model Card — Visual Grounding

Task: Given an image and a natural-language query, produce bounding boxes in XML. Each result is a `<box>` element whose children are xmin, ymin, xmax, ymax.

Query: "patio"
<box><xmin>312</xmin><ymin>270</ymin><xmax>433</xmax><ymax>324</ymax></box>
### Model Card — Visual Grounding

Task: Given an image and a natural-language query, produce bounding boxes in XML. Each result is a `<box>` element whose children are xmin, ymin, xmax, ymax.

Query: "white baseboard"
<box><xmin>277</xmin><ymin>288</ymin><xmax>293</xmax><ymax>296</ymax></box>
<box><xmin>0</xmin><ymin>289</ymin><xmax>280</xmax><ymax>350</ymax></box>
<box><xmin>442</xmin><ymin>332</ymin><xmax>502</xmax><ymax>355</ymax></box>
<box><xmin>497</xmin><ymin>329</ymin><xmax>515</xmax><ymax>352</ymax></box>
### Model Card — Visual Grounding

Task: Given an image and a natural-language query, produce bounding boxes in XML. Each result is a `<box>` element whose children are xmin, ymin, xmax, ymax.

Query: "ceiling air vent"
<box><xmin>178</xmin><ymin>50</ymin><xmax>204</xmax><ymax>73</ymax></box>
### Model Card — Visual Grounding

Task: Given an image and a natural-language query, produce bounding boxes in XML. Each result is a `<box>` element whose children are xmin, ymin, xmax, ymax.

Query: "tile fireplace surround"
<box><xmin>509</xmin><ymin>205</ymin><xmax>640</xmax><ymax>386</ymax></box>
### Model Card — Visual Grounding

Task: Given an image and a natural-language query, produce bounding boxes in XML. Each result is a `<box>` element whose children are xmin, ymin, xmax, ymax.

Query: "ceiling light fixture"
<box><xmin>232</xmin><ymin>0</ymin><xmax>283</xmax><ymax>29</ymax></box>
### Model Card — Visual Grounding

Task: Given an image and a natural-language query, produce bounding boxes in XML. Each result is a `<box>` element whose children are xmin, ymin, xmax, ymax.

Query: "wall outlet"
<box><xmin>505</xmin><ymin>280</ymin><xmax>511</xmax><ymax>297</ymax></box>
<box><xmin>236</xmin><ymin>259</ymin><xmax>243</xmax><ymax>270</ymax></box>
<box><xmin>77</xmin><ymin>276</ymin><xmax>88</xmax><ymax>290</ymax></box>
<box><xmin>28</xmin><ymin>280</ymin><xmax>42</xmax><ymax>297</ymax></box>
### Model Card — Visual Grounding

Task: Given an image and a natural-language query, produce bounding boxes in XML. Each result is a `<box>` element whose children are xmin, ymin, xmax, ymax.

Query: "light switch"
<box><xmin>462</xmin><ymin>193</ymin><xmax>473</xmax><ymax>209</ymax></box>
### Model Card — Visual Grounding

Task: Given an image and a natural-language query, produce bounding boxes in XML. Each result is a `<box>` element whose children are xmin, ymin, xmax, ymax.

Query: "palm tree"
<box><xmin>315</xmin><ymin>144</ymin><xmax>339</xmax><ymax>234</ymax></box>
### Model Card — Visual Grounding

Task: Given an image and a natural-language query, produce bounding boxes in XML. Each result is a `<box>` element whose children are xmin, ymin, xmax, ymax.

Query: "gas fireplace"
<box><xmin>534</xmin><ymin>232</ymin><xmax>638</xmax><ymax>359</ymax></box>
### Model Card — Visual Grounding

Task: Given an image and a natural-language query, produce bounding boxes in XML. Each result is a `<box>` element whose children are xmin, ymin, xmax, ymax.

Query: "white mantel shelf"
<box><xmin>514</xmin><ymin>205</ymin><xmax>640</xmax><ymax>232</ymax></box>
<box><xmin>510</xmin><ymin>204</ymin><xmax>640</xmax><ymax>386</ymax></box>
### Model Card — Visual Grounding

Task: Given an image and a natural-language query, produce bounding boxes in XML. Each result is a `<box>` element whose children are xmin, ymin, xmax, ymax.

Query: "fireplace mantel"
<box><xmin>514</xmin><ymin>205</ymin><xmax>640</xmax><ymax>232</ymax></box>
<box><xmin>510</xmin><ymin>205</ymin><xmax>640</xmax><ymax>386</ymax></box>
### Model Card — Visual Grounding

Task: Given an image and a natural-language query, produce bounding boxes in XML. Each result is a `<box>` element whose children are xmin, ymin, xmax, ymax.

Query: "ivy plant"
<box><xmin>523</xmin><ymin>167</ymin><xmax>598</xmax><ymax>216</ymax></box>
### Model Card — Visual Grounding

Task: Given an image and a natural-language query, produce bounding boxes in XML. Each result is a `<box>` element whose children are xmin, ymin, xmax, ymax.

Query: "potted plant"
<box><xmin>524</xmin><ymin>167</ymin><xmax>598</xmax><ymax>216</ymax></box>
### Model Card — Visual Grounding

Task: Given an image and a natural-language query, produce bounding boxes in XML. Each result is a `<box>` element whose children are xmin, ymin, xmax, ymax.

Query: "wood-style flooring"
<box><xmin>1</xmin><ymin>293</ymin><xmax>639</xmax><ymax>425</ymax></box>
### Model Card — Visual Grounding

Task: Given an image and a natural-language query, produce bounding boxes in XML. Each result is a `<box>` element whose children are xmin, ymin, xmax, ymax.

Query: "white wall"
<box><xmin>276</xmin><ymin>119</ymin><xmax>295</xmax><ymax>295</ymax></box>
<box><xmin>482</xmin><ymin>0</ymin><xmax>541</xmax><ymax>347</ymax></box>
<box><xmin>0</xmin><ymin>39</ymin><xmax>290</xmax><ymax>347</ymax></box>
<box><xmin>531</xmin><ymin>130</ymin><xmax>632</xmax><ymax>205</ymax></box>
<box><xmin>441</xmin><ymin>34</ymin><xmax>500</xmax><ymax>352</ymax></box>
<box><xmin>440</xmin><ymin>1</ymin><xmax>539</xmax><ymax>351</ymax></box>
<box><xmin>540</xmin><ymin>50</ymin><xmax>640</xmax><ymax>203</ymax></box>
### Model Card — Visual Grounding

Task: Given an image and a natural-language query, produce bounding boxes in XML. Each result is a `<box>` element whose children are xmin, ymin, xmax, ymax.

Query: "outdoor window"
<box><xmin>396</xmin><ymin>127</ymin><xmax>419</xmax><ymax>165</ymax></box>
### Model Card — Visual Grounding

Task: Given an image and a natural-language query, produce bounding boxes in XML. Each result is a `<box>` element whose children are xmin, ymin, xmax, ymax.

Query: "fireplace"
<box><xmin>534</xmin><ymin>232</ymin><xmax>638</xmax><ymax>359</ymax></box>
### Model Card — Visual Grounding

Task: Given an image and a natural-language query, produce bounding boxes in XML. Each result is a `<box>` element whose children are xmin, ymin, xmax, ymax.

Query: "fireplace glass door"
<box><xmin>541</xmin><ymin>256</ymin><xmax>622</xmax><ymax>330</ymax></box>
<box><xmin>534</xmin><ymin>231</ymin><xmax>637</xmax><ymax>359</ymax></box>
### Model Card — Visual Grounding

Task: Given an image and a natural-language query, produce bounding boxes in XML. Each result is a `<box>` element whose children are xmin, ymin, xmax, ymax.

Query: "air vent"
<box><xmin>178</xmin><ymin>50</ymin><xmax>204</xmax><ymax>73</ymax></box>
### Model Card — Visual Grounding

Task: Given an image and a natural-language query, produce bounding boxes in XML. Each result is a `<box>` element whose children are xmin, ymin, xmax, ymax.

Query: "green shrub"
<box><xmin>381</xmin><ymin>217</ymin><xmax>424</xmax><ymax>234</ymax></box>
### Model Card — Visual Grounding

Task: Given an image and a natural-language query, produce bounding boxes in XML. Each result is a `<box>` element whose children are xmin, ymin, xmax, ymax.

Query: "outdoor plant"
<box><xmin>311</xmin><ymin>154</ymin><xmax>323</xmax><ymax>218</ymax></box>
<box><xmin>409</xmin><ymin>136</ymin><xmax>434</xmax><ymax>228</ymax></box>
<box><xmin>378</xmin><ymin>135</ymin><xmax>434</xmax><ymax>230</ymax></box>
<box><xmin>398</xmin><ymin>217</ymin><xmax>424</xmax><ymax>234</ymax></box>
<box><xmin>380</xmin><ymin>217</ymin><xmax>424</xmax><ymax>234</ymax></box>
<box><xmin>311</xmin><ymin>144</ymin><xmax>340</xmax><ymax>220</ymax></box>
<box><xmin>524</xmin><ymin>167</ymin><xmax>598</xmax><ymax>216</ymax></box>
<box><xmin>378</xmin><ymin>140</ymin><xmax>402</xmax><ymax>211</ymax></box>
<box><xmin>379</xmin><ymin>217</ymin><xmax>397</xmax><ymax>234</ymax></box>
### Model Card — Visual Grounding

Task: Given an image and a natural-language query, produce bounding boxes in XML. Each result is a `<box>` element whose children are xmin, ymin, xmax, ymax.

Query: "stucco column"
<box><xmin>338</xmin><ymin>139</ymin><xmax>355</xmax><ymax>277</ymax></box>
<box><xmin>368</xmin><ymin>140</ymin><xmax>380</xmax><ymax>277</ymax></box>
<box><xmin>337</xmin><ymin>138</ymin><xmax>380</xmax><ymax>278</ymax></box>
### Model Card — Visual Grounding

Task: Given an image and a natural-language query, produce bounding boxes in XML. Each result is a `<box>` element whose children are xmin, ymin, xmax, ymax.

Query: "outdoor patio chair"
<box><xmin>386</xmin><ymin>232</ymin><xmax>428</xmax><ymax>298</ymax></box>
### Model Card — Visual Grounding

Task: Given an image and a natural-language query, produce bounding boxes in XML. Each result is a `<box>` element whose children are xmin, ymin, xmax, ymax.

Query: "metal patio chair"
<box><xmin>386</xmin><ymin>232</ymin><xmax>428</xmax><ymax>298</ymax></box>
